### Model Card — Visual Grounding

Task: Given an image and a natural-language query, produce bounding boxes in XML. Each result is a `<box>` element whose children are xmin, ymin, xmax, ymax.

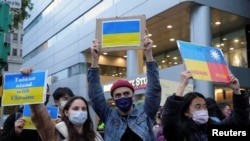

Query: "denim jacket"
<box><xmin>88</xmin><ymin>62</ymin><xmax>161</xmax><ymax>141</ymax></box>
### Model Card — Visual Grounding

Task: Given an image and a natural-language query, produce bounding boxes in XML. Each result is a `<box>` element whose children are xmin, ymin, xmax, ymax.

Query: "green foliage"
<box><xmin>11</xmin><ymin>0</ymin><xmax>33</xmax><ymax>30</ymax></box>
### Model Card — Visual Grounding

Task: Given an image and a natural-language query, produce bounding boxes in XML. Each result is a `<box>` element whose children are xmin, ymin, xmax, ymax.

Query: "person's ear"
<box><xmin>64</xmin><ymin>110</ymin><xmax>69</xmax><ymax>117</ymax></box>
<box><xmin>184</xmin><ymin>111</ymin><xmax>192</xmax><ymax>118</ymax></box>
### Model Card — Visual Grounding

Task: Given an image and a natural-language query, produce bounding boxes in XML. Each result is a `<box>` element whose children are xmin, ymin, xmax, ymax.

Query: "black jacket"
<box><xmin>162</xmin><ymin>93</ymin><xmax>249</xmax><ymax>141</ymax></box>
<box><xmin>0</xmin><ymin>109</ymin><xmax>42</xmax><ymax>141</ymax></box>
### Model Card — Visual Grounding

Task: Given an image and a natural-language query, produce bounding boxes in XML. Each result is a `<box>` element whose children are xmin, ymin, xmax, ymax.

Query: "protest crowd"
<box><xmin>0</xmin><ymin>31</ymin><xmax>249</xmax><ymax>141</ymax></box>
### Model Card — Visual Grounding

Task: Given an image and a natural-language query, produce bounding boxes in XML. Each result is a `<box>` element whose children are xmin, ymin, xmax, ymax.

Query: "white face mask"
<box><xmin>69</xmin><ymin>111</ymin><xmax>88</xmax><ymax>126</ymax></box>
<box><xmin>60</xmin><ymin>100</ymin><xmax>67</xmax><ymax>110</ymax></box>
<box><xmin>192</xmin><ymin>110</ymin><xmax>209</xmax><ymax>125</ymax></box>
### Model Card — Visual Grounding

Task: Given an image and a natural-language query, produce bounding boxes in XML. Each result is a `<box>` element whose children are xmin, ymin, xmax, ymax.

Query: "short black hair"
<box><xmin>52</xmin><ymin>87</ymin><xmax>74</xmax><ymax>100</ymax></box>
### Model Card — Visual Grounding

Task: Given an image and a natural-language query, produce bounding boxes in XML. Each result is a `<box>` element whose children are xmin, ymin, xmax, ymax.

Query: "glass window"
<box><xmin>69</xmin><ymin>64</ymin><xmax>80</xmax><ymax>77</ymax></box>
<box><xmin>23</xmin><ymin>0</ymin><xmax>117</xmax><ymax>62</ymax></box>
<box><xmin>21</xmin><ymin>34</ymin><xmax>23</xmax><ymax>42</ymax></box>
<box><xmin>49</xmin><ymin>62</ymin><xmax>127</xmax><ymax>84</ymax></box>
<box><xmin>20</xmin><ymin>49</ymin><xmax>22</xmax><ymax>57</ymax></box>
<box><xmin>12</xmin><ymin>48</ymin><xmax>17</xmax><ymax>56</ymax></box>
<box><xmin>13</xmin><ymin>33</ymin><xmax>18</xmax><ymax>41</ymax></box>
<box><xmin>4</xmin><ymin>64</ymin><xmax>8</xmax><ymax>71</ymax></box>
<box><xmin>155</xmin><ymin>49</ymin><xmax>182</xmax><ymax>69</ymax></box>
<box><xmin>212</xmin><ymin>29</ymin><xmax>247</xmax><ymax>67</ymax></box>
<box><xmin>51</xmin><ymin>69</ymin><xmax>68</xmax><ymax>83</ymax></box>
<box><xmin>99</xmin><ymin>64</ymin><xmax>127</xmax><ymax>77</ymax></box>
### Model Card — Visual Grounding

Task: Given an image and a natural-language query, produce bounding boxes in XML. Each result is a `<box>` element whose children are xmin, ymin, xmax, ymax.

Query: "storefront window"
<box><xmin>155</xmin><ymin>50</ymin><xmax>182</xmax><ymax>69</ymax></box>
<box><xmin>214</xmin><ymin>86</ymin><xmax>247</xmax><ymax>105</ymax></box>
<box><xmin>212</xmin><ymin>29</ymin><xmax>248</xmax><ymax>68</ymax></box>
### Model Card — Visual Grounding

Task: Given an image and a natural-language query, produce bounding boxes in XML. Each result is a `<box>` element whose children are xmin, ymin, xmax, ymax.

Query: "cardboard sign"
<box><xmin>96</xmin><ymin>15</ymin><xmax>146</xmax><ymax>52</ymax></box>
<box><xmin>2</xmin><ymin>71</ymin><xmax>47</xmax><ymax>106</ymax></box>
<box><xmin>177</xmin><ymin>41</ymin><xmax>230</xmax><ymax>83</ymax></box>
<box><xmin>23</xmin><ymin>104</ymin><xmax>59</xmax><ymax>129</ymax></box>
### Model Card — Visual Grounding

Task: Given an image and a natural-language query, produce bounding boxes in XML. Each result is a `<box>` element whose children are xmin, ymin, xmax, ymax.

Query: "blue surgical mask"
<box><xmin>115</xmin><ymin>97</ymin><xmax>133</xmax><ymax>112</ymax></box>
<box><xmin>69</xmin><ymin>111</ymin><xmax>87</xmax><ymax>126</ymax></box>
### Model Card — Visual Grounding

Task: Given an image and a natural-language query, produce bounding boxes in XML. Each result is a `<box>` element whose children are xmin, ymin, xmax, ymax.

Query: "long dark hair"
<box><xmin>181</xmin><ymin>92</ymin><xmax>206</xmax><ymax>122</ymax></box>
<box><xmin>62</xmin><ymin>96</ymin><xmax>98</xmax><ymax>141</ymax></box>
<box><xmin>206</xmin><ymin>97</ymin><xmax>225</xmax><ymax>120</ymax></box>
<box><xmin>181</xmin><ymin>92</ymin><xmax>207</xmax><ymax>140</ymax></box>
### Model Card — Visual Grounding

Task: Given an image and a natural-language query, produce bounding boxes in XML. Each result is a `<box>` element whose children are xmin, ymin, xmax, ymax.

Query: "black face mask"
<box><xmin>115</xmin><ymin>97</ymin><xmax>133</xmax><ymax>112</ymax></box>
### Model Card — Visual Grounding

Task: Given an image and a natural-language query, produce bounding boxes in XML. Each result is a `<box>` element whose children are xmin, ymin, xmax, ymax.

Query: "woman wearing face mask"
<box><xmin>162</xmin><ymin>70</ymin><xmax>249</xmax><ymax>141</ymax></box>
<box><xmin>29</xmin><ymin>96</ymin><xmax>103</xmax><ymax>141</ymax></box>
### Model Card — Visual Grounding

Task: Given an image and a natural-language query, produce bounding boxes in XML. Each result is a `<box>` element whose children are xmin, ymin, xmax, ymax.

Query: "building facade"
<box><xmin>0</xmin><ymin>24</ymin><xmax>23</xmax><ymax>126</ymax></box>
<box><xmin>4</xmin><ymin>24</ymin><xmax>23</xmax><ymax>73</ymax></box>
<box><xmin>22</xmin><ymin>0</ymin><xmax>250</xmax><ymax>127</ymax></box>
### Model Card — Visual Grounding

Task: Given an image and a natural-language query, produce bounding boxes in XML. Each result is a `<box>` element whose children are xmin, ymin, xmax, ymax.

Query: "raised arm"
<box><xmin>29</xmin><ymin>104</ymin><xmax>57</xmax><ymax>140</ymax></box>
<box><xmin>87</xmin><ymin>39</ymin><xmax>111</xmax><ymax>122</ymax></box>
<box><xmin>176</xmin><ymin>70</ymin><xmax>193</xmax><ymax>97</ymax></box>
<box><xmin>162</xmin><ymin>70</ymin><xmax>193</xmax><ymax>141</ymax></box>
<box><xmin>20</xmin><ymin>68</ymin><xmax>58</xmax><ymax>140</ymax></box>
<box><xmin>142</xmin><ymin>30</ymin><xmax>162</xmax><ymax>119</ymax></box>
<box><xmin>220</xmin><ymin>74</ymin><xmax>249</xmax><ymax>125</ymax></box>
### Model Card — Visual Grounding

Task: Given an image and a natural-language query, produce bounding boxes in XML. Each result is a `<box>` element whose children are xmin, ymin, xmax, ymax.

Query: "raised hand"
<box><xmin>180</xmin><ymin>71</ymin><xmax>193</xmax><ymax>87</ymax></box>
<box><xmin>176</xmin><ymin>65</ymin><xmax>193</xmax><ymax>96</ymax></box>
<box><xmin>91</xmin><ymin>39</ymin><xmax>101</xmax><ymax>68</ymax></box>
<box><xmin>143</xmin><ymin>29</ymin><xmax>153</xmax><ymax>51</ymax></box>
<box><xmin>143</xmin><ymin>29</ymin><xmax>154</xmax><ymax>62</ymax></box>
<box><xmin>227</xmin><ymin>74</ymin><xmax>241</xmax><ymax>95</ymax></box>
<box><xmin>20</xmin><ymin>67</ymin><xmax>33</xmax><ymax>75</ymax></box>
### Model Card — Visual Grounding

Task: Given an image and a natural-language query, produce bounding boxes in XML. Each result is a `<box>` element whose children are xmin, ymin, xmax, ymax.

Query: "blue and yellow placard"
<box><xmin>177</xmin><ymin>40</ymin><xmax>230</xmax><ymax>83</ymax></box>
<box><xmin>2</xmin><ymin>71</ymin><xmax>47</xmax><ymax>106</ymax></box>
<box><xmin>23</xmin><ymin>104</ymin><xmax>59</xmax><ymax>129</ymax></box>
<box><xmin>96</xmin><ymin>15</ymin><xmax>146</xmax><ymax>52</ymax></box>
<box><xmin>102</xmin><ymin>20</ymin><xmax>141</xmax><ymax>47</ymax></box>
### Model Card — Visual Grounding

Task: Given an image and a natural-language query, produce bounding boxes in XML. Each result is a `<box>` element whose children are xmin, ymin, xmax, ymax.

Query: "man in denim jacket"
<box><xmin>87</xmin><ymin>33</ymin><xmax>161</xmax><ymax>141</ymax></box>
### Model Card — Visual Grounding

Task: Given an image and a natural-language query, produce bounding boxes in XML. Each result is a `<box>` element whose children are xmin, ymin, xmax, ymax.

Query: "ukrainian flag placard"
<box><xmin>2</xmin><ymin>70</ymin><xmax>47</xmax><ymax>106</ymax></box>
<box><xmin>177</xmin><ymin>40</ymin><xmax>230</xmax><ymax>83</ymax></box>
<box><xmin>96</xmin><ymin>15</ymin><xmax>146</xmax><ymax>51</ymax></box>
<box><xmin>23</xmin><ymin>105</ymin><xmax>58</xmax><ymax>129</ymax></box>
<box><xmin>102</xmin><ymin>20</ymin><xmax>141</xmax><ymax>47</ymax></box>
